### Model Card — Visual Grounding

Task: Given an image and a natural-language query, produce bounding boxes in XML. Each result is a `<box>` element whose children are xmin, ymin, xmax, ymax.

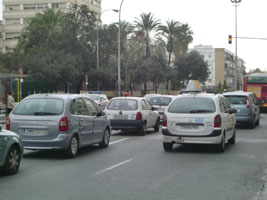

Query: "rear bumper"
<box><xmin>235</xmin><ymin>115</ymin><xmax>253</xmax><ymax>125</ymax></box>
<box><xmin>162</xmin><ymin>128</ymin><xmax>223</xmax><ymax>144</ymax></box>
<box><xmin>110</xmin><ymin>119</ymin><xmax>143</xmax><ymax>130</ymax></box>
<box><xmin>22</xmin><ymin>134</ymin><xmax>70</xmax><ymax>150</ymax></box>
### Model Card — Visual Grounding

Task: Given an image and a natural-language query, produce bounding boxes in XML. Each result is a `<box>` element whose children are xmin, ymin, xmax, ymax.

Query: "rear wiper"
<box><xmin>189</xmin><ymin>110</ymin><xmax>212</xmax><ymax>113</ymax></box>
<box><xmin>34</xmin><ymin>112</ymin><xmax>58</xmax><ymax>115</ymax></box>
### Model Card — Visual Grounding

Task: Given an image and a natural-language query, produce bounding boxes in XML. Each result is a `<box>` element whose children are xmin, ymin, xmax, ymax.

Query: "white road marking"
<box><xmin>110</xmin><ymin>138</ymin><xmax>128</xmax><ymax>145</ymax></box>
<box><xmin>95</xmin><ymin>159</ymin><xmax>132</xmax><ymax>175</ymax></box>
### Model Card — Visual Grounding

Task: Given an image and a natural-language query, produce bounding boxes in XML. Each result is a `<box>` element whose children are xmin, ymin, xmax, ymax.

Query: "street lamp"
<box><xmin>231</xmin><ymin>0</ymin><xmax>241</xmax><ymax>90</ymax></box>
<box><xmin>118</xmin><ymin>0</ymin><xmax>124</xmax><ymax>96</ymax></box>
<box><xmin>96</xmin><ymin>9</ymin><xmax>118</xmax><ymax>91</ymax></box>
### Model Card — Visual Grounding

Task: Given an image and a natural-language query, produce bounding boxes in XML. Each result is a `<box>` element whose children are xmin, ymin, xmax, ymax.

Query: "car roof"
<box><xmin>150</xmin><ymin>95</ymin><xmax>176</xmax><ymax>99</ymax></box>
<box><xmin>110</xmin><ymin>96</ymin><xmax>144</xmax><ymax>101</ymax></box>
<box><xmin>223</xmin><ymin>91</ymin><xmax>254</xmax><ymax>96</ymax></box>
<box><xmin>175</xmin><ymin>92</ymin><xmax>219</xmax><ymax>100</ymax></box>
<box><xmin>24</xmin><ymin>93</ymin><xmax>87</xmax><ymax>100</ymax></box>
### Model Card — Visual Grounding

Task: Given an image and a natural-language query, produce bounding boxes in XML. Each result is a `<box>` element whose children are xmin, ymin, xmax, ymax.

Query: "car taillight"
<box><xmin>136</xmin><ymin>112</ymin><xmax>142</xmax><ymax>120</ymax></box>
<box><xmin>214</xmin><ymin>114</ymin><xmax>221</xmax><ymax>128</ymax></box>
<box><xmin>162</xmin><ymin>114</ymin><xmax>167</xmax><ymax>127</ymax></box>
<box><xmin>246</xmin><ymin>96</ymin><xmax>250</xmax><ymax>108</ymax></box>
<box><xmin>6</xmin><ymin>116</ymin><xmax>10</xmax><ymax>130</ymax></box>
<box><xmin>59</xmin><ymin>117</ymin><xmax>69</xmax><ymax>131</ymax></box>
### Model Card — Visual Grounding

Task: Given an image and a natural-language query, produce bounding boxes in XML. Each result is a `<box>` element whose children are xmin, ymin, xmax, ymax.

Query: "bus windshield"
<box><xmin>247</xmin><ymin>73</ymin><xmax>267</xmax><ymax>84</ymax></box>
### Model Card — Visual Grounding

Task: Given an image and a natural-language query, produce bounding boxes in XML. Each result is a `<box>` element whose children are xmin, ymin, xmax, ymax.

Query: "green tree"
<box><xmin>175</xmin><ymin>51</ymin><xmax>209</xmax><ymax>83</ymax></box>
<box><xmin>174</xmin><ymin>23</ymin><xmax>193</xmax><ymax>57</ymax></box>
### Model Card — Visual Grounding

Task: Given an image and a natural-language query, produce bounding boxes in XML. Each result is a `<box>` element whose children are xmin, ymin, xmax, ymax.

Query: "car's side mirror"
<box><xmin>97</xmin><ymin>111</ymin><xmax>105</xmax><ymax>117</ymax></box>
<box><xmin>152</xmin><ymin>107</ymin><xmax>158</xmax><ymax>111</ymax></box>
<box><xmin>228</xmin><ymin>108</ymin><xmax>237</xmax><ymax>114</ymax></box>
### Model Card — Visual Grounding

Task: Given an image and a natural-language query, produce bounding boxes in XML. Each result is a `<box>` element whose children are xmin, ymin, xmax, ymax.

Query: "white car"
<box><xmin>105</xmin><ymin>97</ymin><xmax>160</xmax><ymax>135</ymax></box>
<box><xmin>87</xmin><ymin>94</ymin><xmax>109</xmax><ymax>110</ymax></box>
<box><xmin>162</xmin><ymin>93</ymin><xmax>236</xmax><ymax>152</ymax></box>
<box><xmin>149</xmin><ymin>95</ymin><xmax>175</xmax><ymax>121</ymax></box>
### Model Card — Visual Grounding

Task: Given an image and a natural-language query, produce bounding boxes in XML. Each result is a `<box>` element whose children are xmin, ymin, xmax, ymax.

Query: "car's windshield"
<box><xmin>225</xmin><ymin>96</ymin><xmax>247</xmax><ymax>105</ymax></box>
<box><xmin>107</xmin><ymin>99</ymin><xmax>138</xmax><ymax>110</ymax></box>
<box><xmin>168</xmin><ymin>98</ymin><xmax>216</xmax><ymax>113</ymax></box>
<box><xmin>87</xmin><ymin>94</ymin><xmax>100</xmax><ymax>101</ymax></box>
<box><xmin>150</xmin><ymin>97</ymin><xmax>172</xmax><ymax>106</ymax></box>
<box><xmin>12</xmin><ymin>98</ymin><xmax>64</xmax><ymax>115</ymax></box>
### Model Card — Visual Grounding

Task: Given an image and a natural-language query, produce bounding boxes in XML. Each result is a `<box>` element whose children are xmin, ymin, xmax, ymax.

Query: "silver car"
<box><xmin>86</xmin><ymin>94</ymin><xmax>109</xmax><ymax>110</ymax></box>
<box><xmin>7</xmin><ymin>94</ymin><xmax>111</xmax><ymax>158</ymax></box>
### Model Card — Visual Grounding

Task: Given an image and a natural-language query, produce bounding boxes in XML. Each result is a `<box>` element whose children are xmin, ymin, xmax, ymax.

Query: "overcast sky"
<box><xmin>1</xmin><ymin>0</ymin><xmax>267</xmax><ymax>72</ymax></box>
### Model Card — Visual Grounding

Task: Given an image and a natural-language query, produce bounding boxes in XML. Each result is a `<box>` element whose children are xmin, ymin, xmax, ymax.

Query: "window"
<box><xmin>24</xmin><ymin>4</ymin><xmax>37</xmax><ymax>10</ymax></box>
<box><xmin>5</xmin><ymin>19</ymin><xmax>20</xmax><ymax>25</ymax></box>
<box><xmin>225</xmin><ymin>96</ymin><xmax>246</xmax><ymax>105</ymax></box>
<box><xmin>52</xmin><ymin>3</ymin><xmax>59</xmax><ymax>9</ymax></box>
<box><xmin>76</xmin><ymin>98</ymin><xmax>89</xmax><ymax>115</ymax></box>
<box><xmin>150</xmin><ymin>97</ymin><xmax>172</xmax><ymax>106</ymax></box>
<box><xmin>5</xmin><ymin>33</ymin><xmax>20</xmax><ymax>40</ymax></box>
<box><xmin>6</xmin><ymin>5</ymin><xmax>20</xmax><ymax>11</ymax></box>
<box><xmin>141</xmin><ymin>100</ymin><xmax>148</xmax><ymax>110</ymax></box>
<box><xmin>107</xmin><ymin>99</ymin><xmax>138</xmax><ymax>110</ymax></box>
<box><xmin>144</xmin><ymin>100</ymin><xmax>152</xmax><ymax>110</ymax></box>
<box><xmin>83</xmin><ymin>98</ymin><xmax>98</xmax><ymax>116</ymax></box>
<box><xmin>168</xmin><ymin>98</ymin><xmax>215</xmax><ymax>113</ymax></box>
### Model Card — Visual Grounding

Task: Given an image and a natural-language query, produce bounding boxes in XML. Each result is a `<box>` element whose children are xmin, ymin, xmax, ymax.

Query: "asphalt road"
<box><xmin>1</xmin><ymin>115</ymin><xmax>267</xmax><ymax>200</ymax></box>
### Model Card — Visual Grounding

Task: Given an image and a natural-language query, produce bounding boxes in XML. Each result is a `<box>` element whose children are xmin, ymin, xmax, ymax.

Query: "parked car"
<box><xmin>86</xmin><ymin>94</ymin><xmax>109</xmax><ymax>110</ymax></box>
<box><xmin>149</xmin><ymin>95</ymin><xmax>175</xmax><ymax>121</ymax></box>
<box><xmin>144</xmin><ymin>94</ymin><xmax>160</xmax><ymax>101</ymax></box>
<box><xmin>105</xmin><ymin>97</ymin><xmax>160</xmax><ymax>135</ymax></box>
<box><xmin>0</xmin><ymin>125</ymin><xmax>23</xmax><ymax>175</ymax></box>
<box><xmin>162</xmin><ymin>93</ymin><xmax>236</xmax><ymax>152</ymax></box>
<box><xmin>223</xmin><ymin>91</ymin><xmax>260</xmax><ymax>128</ymax></box>
<box><xmin>7</xmin><ymin>94</ymin><xmax>111</xmax><ymax>158</ymax></box>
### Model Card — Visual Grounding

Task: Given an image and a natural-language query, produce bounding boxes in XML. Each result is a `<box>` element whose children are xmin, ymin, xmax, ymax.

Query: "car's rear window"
<box><xmin>224</xmin><ymin>96</ymin><xmax>246</xmax><ymax>105</ymax></box>
<box><xmin>12</xmin><ymin>98</ymin><xmax>64</xmax><ymax>115</ymax></box>
<box><xmin>168</xmin><ymin>98</ymin><xmax>216</xmax><ymax>113</ymax></box>
<box><xmin>107</xmin><ymin>99</ymin><xmax>138</xmax><ymax>110</ymax></box>
<box><xmin>150</xmin><ymin>97</ymin><xmax>172</xmax><ymax>106</ymax></box>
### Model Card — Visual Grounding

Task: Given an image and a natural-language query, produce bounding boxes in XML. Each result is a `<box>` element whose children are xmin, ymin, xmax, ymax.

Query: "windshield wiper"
<box><xmin>189</xmin><ymin>110</ymin><xmax>213</xmax><ymax>113</ymax></box>
<box><xmin>34</xmin><ymin>112</ymin><xmax>58</xmax><ymax>115</ymax></box>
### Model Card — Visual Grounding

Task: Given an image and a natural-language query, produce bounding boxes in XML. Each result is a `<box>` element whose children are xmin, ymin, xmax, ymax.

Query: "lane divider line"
<box><xmin>95</xmin><ymin>159</ymin><xmax>132</xmax><ymax>175</ymax></box>
<box><xmin>110</xmin><ymin>138</ymin><xmax>129</xmax><ymax>145</ymax></box>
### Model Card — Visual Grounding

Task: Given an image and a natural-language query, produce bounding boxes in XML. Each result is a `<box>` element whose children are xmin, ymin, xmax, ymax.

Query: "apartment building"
<box><xmin>2</xmin><ymin>0</ymin><xmax>101</xmax><ymax>53</ymax></box>
<box><xmin>193</xmin><ymin>45</ymin><xmax>246</xmax><ymax>90</ymax></box>
<box><xmin>0</xmin><ymin>20</ymin><xmax>3</xmax><ymax>52</ymax></box>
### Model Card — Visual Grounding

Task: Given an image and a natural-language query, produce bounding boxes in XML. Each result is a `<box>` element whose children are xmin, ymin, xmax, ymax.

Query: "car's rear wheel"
<box><xmin>229</xmin><ymin>128</ymin><xmax>236</xmax><ymax>144</ymax></box>
<box><xmin>4</xmin><ymin>145</ymin><xmax>21</xmax><ymax>175</ymax></box>
<box><xmin>249</xmin><ymin>119</ymin><xmax>255</xmax><ymax>129</ymax></box>
<box><xmin>163</xmin><ymin>142</ymin><xmax>173</xmax><ymax>152</ymax></box>
<box><xmin>256</xmin><ymin>117</ymin><xmax>260</xmax><ymax>126</ymax></box>
<box><xmin>66</xmin><ymin>135</ymin><xmax>78</xmax><ymax>158</ymax></box>
<box><xmin>216</xmin><ymin>133</ymin><xmax>225</xmax><ymax>153</ymax></box>
<box><xmin>154</xmin><ymin>119</ymin><xmax>160</xmax><ymax>132</ymax></box>
<box><xmin>99</xmin><ymin>128</ymin><xmax>110</xmax><ymax>148</ymax></box>
<box><xmin>140</xmin><ymin>122</ymin><xmax>146</xmax><ymax>135</ymax></box>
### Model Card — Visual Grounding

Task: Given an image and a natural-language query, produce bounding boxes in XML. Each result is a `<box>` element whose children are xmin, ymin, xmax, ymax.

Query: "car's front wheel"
<box><xmin>99</xmin><ymin>128</ymin><xmax>111</xmax><ymax>148</ymax></box>
<box><xmin>163</xmin><ymin>142</ymin><xmax>173</xmax><ymax>152</ymax></box>
<box><xmin>4</xmin><ymin>145</ymin><xmax>21</xmax><ymax>175</ymax></box>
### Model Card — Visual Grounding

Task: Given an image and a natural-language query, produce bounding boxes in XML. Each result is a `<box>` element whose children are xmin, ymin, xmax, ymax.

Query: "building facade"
<box><xmin>193</xmin><ymin>45</ymin><xmax>246</xmax><ymax>91</ymax></box>
<box><xmin>0</xmin><ymin>20</ymin><xmax>3</xmax><ymax>52</ymax></box>
<box><xmin>2</xmin><ymin>0</ymin><xmax>101</xmax><ymax>53</ymax></box>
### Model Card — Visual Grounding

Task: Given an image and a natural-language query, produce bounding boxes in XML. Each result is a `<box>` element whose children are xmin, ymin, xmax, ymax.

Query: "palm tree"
<box><xmin>158</xmin><ymin>20</ymin><xmax>180</xmax><ymax>66</ymax></box>
<box><xmin>174</xmin><ymin>23</ymin><xmax>193</xmax><ymax>57</ymax></box>
<box><xmin>134</xmin><ymin>12</ymin><xmax>161</xmax><ymax>57</ymax></box>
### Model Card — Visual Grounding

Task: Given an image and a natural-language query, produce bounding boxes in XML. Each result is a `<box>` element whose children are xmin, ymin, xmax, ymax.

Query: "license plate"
<box><xmin>180</xmin><ymin>125</ymin><xmax>199</xmax><ymax>129</ymax></box>
<box><xmin>24</xmin><ymin>128</ymin><xmax>45</xmax><ymax>136</ymax></box>
<box><xmin>177</xmin><ymin>137</ymin><xmax>184</xmax><ymax>143</ymax></box>
<box><xmin>114</xmin><ymin>115</ymin><xmax>128</xmax><ymax>120</ymax></box>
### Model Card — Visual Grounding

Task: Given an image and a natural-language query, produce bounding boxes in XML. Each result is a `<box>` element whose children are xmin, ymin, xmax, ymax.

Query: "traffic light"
<box><xmin>228</xmin><ymin>35</ymin><xmax>232</xmax><ymax>44</ymax></box>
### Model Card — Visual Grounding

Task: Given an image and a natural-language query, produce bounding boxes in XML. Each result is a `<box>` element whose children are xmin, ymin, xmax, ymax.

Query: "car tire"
<box><xmin>154</xmin><ymin>119</ymin><xmax>160</xmax><ymax>132</ymax></box>
<box><xmin>216</xmin><ymin>133</ymin><xmax>225</xmax><ymax>153</ymax></box>
<box><xmin>256</xmin><ymin>117</ymin><xmax>260</xmax><ymax>126</ymax></box>
<box><xmin>163</xmin><ymin>142</ymin><xmax>173</xmax><ymax>152</ymax></box>
<box><xmin>66</xmin><ymin>135</ymin><xmax>79</xmax><ymax>158</ymax></box>
<box><xmin>249</xmin><ymin>119</ymin><xmax>255</xmax><ymax>129</ymax></box>
<box><xmin>99</xmin><ymin>128</ymin><xmax>111</xmax><ymax>148</ymax></box>
<box><xmin>4</xmin><ymin>145</ymin><xmax>21</xmax><ymax>175</ymax></box>
<box><xmin>140</xmin><ymin>122</ymin><xmax>146</xmax><ymax>136</ymax></box>
<box><xmin>229</xmin><ymin>128</ymin><xmax>236</xmax><ymax>145</ymax></box>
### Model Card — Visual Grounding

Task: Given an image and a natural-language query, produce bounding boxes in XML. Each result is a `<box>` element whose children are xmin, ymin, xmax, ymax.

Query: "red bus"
<box><xmin>243</xmin><ymin>73</ymin><xmax>267</xmax><ymax>107</ymax></box>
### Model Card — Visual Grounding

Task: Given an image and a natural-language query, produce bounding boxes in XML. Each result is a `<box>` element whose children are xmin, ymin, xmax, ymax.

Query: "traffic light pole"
<box><xmin>235</xmin><ymin>2</ymin><xmax>238</xmax><ymax>90</ymax></box>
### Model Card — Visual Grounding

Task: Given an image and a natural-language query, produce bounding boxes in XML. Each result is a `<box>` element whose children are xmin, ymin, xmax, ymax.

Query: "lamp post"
<box><xmin>118</xmin><ymin>0</ymin><xmax>124</xmax><ymax>96</ymax></box>
<box><xmin>231</xmin><ymin>0</ymin><xmax>241</xmax><ymax>90</ymax></box>
<box><xmin>96</xmin><ymin>9</ymin><xmax>118</xmax><ymax>91</ymax></box>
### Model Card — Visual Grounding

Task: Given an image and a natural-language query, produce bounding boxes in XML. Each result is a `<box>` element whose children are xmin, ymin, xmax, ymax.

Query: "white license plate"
<box><xmin>114</xmin><ymin>115</ymin><xmax>128</xmax><ymax>120</ymax></box>
<box><xmin>180</xmin><ymin>125</ymin><xmax>199</xmax><ymax>129</ymax></box>
<box><xmin>24</xmin><ymin>128</ymin><xmax>45</xmax><ymax>136</ymax></box>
